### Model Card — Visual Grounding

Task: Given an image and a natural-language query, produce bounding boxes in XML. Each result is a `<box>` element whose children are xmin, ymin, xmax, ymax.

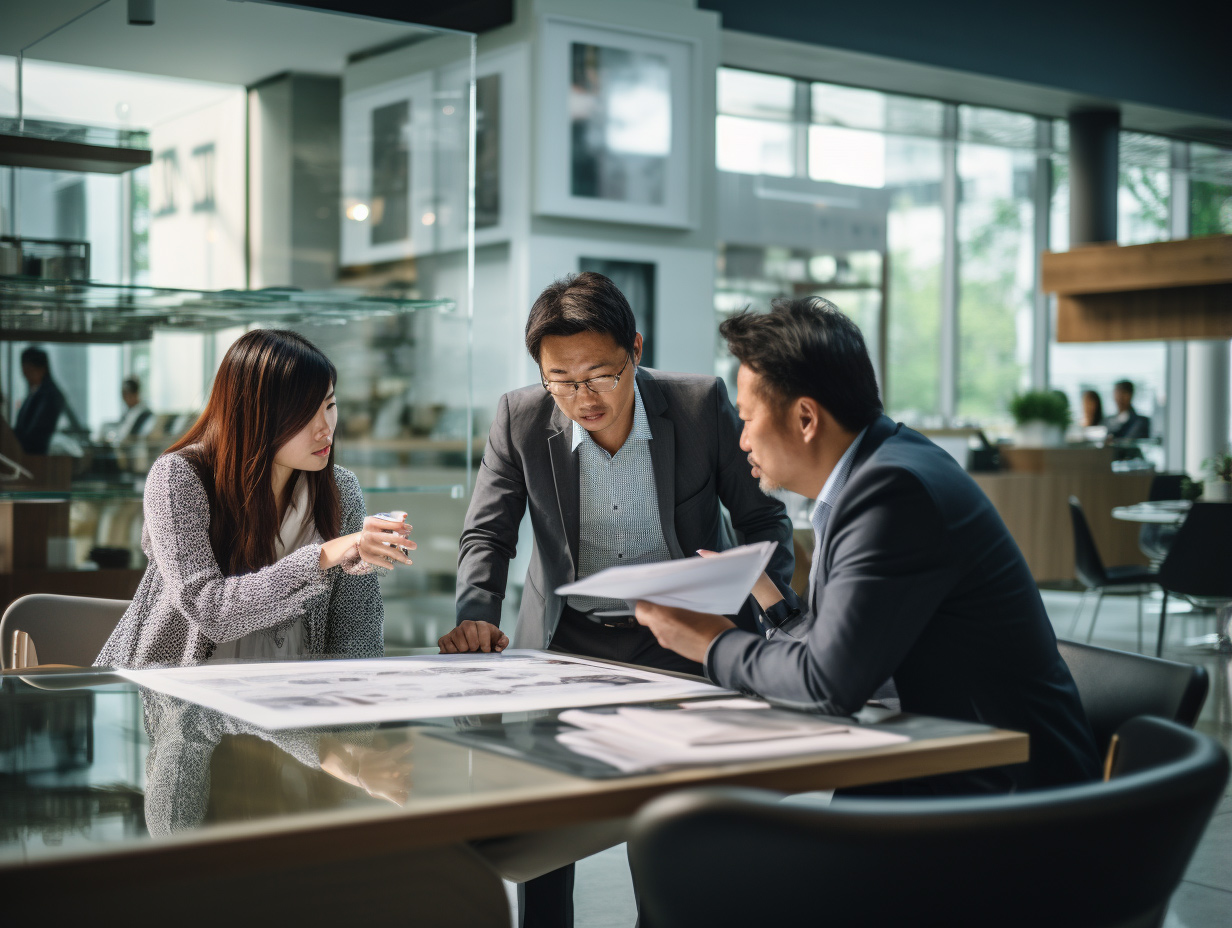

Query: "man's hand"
<box><xmin>634</xmin><ymin>601</ymin><xmax>735</xmax><ymax>664</ymax></box>
<box><xmin>438</xmin><ymin>620</ymin><xmax>509</xmax><ymax>653</ymax></box>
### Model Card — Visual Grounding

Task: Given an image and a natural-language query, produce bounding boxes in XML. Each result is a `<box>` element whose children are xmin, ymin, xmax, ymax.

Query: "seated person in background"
<box><xmin>442</xmin><ymin>271</ymin><xmax>796</xmax><ymax>672</ymax></box>
<box><xmin>1105</xmin><ymin>380</ymin><xmax>1151</xmax><ymax>440</ymax></box>
<box><xmin>635</xmin><ymin>298</ymin><xmax>1101</xmax><ymax>794</ymax></box>
<box><xmin>96</xmin><ymin>329</ymin><xmax>414</xmax><ymax>669</ymax></box>
<box><xmin>13</xmin><ymin>346</ymin><xmax>66</xmax><ymax>455</ymax></box>
<box><xmin>110</xmin><ymin>376</ymin><xmax>154</xmax><ymax>443</ymax></box>
<box><xmin>1080</xmin><ymin>389</ymin><xmax>1104</xmax><ymax>429</ymax></box>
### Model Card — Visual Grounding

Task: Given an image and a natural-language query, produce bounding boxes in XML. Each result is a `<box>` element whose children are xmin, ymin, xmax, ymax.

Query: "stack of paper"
<box><xmin>555</xmin><ymin>541</ymin><xmax>777</xmax><ymax>614</ymax></box>
<box><xmin>556</xmin><ymin>700</ymin><xmax>909</xmax><ymax>773</ymax></box>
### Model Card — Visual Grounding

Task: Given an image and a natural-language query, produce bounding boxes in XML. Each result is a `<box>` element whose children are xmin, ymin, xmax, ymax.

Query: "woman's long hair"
<box><xmin>167</xmin><ymin>329</ymin><xmax>342</xmax><ymax>576</ymax></box>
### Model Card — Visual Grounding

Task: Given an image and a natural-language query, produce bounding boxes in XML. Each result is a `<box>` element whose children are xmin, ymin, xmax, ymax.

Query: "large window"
<box><xmin>716</xmin><ymin>66</ymin><xmax>1231</xmax><ymax>447</ymax></box>
<box><xmin>956</xmin><ymin>107</ymin><xmax>1037</xmax><ymax>423</ymax></box>
<box><xmin>1191</xmin><ymin>143</ymin><xmax>1232</xmax><ymax>237</ymax></box>
<box><xmin>1050</xmin><ymin>128</ymin><xmax>1175</xmax><ymax>452</ymax></box>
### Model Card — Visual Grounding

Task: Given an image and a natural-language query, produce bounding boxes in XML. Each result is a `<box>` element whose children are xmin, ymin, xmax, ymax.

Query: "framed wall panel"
<box><xmin>536</xmin><ymin>18</ymin><xmax>696</xmax><ymax>229</ymax></box>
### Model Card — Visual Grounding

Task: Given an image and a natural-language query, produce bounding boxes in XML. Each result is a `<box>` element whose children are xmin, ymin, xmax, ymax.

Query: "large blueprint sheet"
<box><xmin>117</xmin><ymin>650</ymin><xmax>726</xmax><ymax>729</ymax></box>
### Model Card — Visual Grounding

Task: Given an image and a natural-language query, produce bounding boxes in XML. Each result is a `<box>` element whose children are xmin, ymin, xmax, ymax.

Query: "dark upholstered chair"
<box><xmin>630</xmin><ymin>717</ymin><xmax>1228</xmax><ymax>928</ymax></box>
<box><xmin>1156</xmin><ymin>503</ymin><xmax>1232</xmax><ymax>656</ymax></box>
<box><xmin>1068</xmin><ymin>496</ymin><xmax>1157</xmax><ymax>648</ymax></box>
<box><xmin>1057</xmin><ymin>639</ymin><xmax>1208</xmax><ymax>757</ymax></box>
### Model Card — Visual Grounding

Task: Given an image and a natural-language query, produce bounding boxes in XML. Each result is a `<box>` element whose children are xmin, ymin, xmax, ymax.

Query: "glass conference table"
<box><xmin>0</xmin><ymin>661</ymin><xmax>1026</xmax><ymax>926</ymax></box>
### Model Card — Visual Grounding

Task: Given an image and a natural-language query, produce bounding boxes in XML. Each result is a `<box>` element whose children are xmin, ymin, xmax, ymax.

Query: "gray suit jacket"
<box><xmin>96</xmin><ymin>454</ymin><xmax>384</xmax><ymax>668</ymax></box>
<box><xmin>707</xmin><ymin>415</ymin><xmax>1100</xmax><ymax>793</ymax></box>
<box><xmin>456</xmin><ymin>367</ymin><xmax>796</xmax><ymax>648</ymax></box>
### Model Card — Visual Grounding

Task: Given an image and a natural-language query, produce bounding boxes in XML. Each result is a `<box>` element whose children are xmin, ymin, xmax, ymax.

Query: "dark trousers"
<box><xmin>520</xmin><ymin>605</ymin><xmax>702</xmax><ymax>928</ymax></box>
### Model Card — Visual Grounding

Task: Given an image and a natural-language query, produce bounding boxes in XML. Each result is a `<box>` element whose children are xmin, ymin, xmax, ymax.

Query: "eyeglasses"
<box><xmin>541</xmin><ymin>356</ymin><xmax>631</xmax><ymax>397</ymax></box>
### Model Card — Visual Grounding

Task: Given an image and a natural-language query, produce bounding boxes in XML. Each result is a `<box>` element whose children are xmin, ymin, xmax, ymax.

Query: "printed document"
<box><xmin>555</xmin><ymin>541</ymin><xmax>777</xmax><ymax>614</ymax></box>
<box><xmin>556</xmin><ymin>703</ymin><xmax>909</xmax><ymax>772</ymax></box>
<box><xmin>116</xmin><ymin>651</ymin><xmax>726</xmax><ymax>730</ymax></box>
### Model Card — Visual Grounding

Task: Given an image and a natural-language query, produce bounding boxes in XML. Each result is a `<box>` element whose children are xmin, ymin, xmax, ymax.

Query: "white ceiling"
<box><xmin>0</xmin><ymin>0</ymin><xmax>431</xmax><ymax>86</ymax></box>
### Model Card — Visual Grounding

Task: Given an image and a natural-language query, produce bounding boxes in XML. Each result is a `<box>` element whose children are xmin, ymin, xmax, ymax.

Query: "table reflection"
<box><xmin>141</xmin><ymin>691</ymin><xmax>413</xmax><ymax>837</ymax></box>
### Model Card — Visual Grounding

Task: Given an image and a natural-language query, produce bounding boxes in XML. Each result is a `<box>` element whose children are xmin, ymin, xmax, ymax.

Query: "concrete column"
<box><xmin>248</xmin><ymin>74</ymin><xmax>341</xmax><ymax>289</ymax></box>
<box><xmin>1068</xmin><ymin>109</ymin><xmax>1119</xmax><ymax>245</ymax></box>
<box><xmin>1185</xmin><ymin>340</ymin><xmax>1231</xmax><ymax>478</ymax></box>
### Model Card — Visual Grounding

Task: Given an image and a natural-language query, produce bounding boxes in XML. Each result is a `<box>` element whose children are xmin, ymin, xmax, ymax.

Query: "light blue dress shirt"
<box><xmin>567</xmin><ymin>382</ymin><xmax>674</xmax><ymax>614</ymax></box>
<box><xmin>806</xmin><ymin>427</ymin><xmax>868</xmax><ymax>615</ymax></box>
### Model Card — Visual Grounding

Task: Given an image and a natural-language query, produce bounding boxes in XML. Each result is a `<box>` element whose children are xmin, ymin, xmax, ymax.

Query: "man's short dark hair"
<box><xmin>20</xmin><ymin>347</ymin><xmax>49</xmax><ymax>372</ymax></box>
<box><xmin>1114</xmin><ymin>380</ymin><xmax>1134</xmax><ymax>397</ymax></box>
<box><xmin>122</xmin><ymin>377</ymin><xmax>141</xmax><ymax>395</ymax></box>
<box><xmin>720</xmin><ymin>297</ymin><xmax>883</xmax><ymax>432</ymax></box>
<box><xmin>524</xmin><ymin>271</ymin><xmax>637</xmax><ymax>364</ymax></box>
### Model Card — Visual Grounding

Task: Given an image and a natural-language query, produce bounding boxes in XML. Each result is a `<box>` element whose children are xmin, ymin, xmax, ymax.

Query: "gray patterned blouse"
<box><xmin>95</xmin><ymin>452</ymin><xmax>384</xmax><ymax>668</ymax></box>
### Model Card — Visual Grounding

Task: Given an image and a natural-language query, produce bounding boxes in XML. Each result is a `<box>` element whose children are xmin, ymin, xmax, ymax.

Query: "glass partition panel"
<box><xmin>1</xmin><ymin>0</ymin><xmax>476</xmax><ymax>652</ymax></box>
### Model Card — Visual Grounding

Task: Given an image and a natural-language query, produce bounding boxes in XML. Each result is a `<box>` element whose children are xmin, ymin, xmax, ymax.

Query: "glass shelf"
<box><xmin>0</xmin><ymin>277</ymin><xmax>456</xmax><ymax>342</ymax></box>
<box><xmin>0</xmin><ymin>117</ymin><xmax>150</xmax><ymax>151</ymax></box>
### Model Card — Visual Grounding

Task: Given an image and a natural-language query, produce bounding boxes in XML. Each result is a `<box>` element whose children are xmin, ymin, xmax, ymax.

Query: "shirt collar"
<box><xmin>571</xmin><ymin>379</ymin><xmax>651</xmax><ymax>452</ymax></box>
<box><xmin>810</xmin><ymin>426</ymin><xmax>869</xmax><ymax>528</ymax></box>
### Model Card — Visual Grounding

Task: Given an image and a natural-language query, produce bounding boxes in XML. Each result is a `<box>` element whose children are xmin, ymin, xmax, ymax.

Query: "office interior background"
<box><xmin>2</xmin><ymin>1</ymin><xmax>1231</xmax><ymax>923</ymax></box>
<box><xmin>3</xmin><ymin>0</ymin><xmax>1230</xmax><ymax>643</ymax></box>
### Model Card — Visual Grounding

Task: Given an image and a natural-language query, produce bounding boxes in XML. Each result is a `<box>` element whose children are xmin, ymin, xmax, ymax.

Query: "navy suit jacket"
<box><xmin>707</xmin><ymin>415</ymin><xmax>1101</xmax><ymax>793</ymax></box>
<box><xmin>14</xmin><ymin>378</ymin><xmax>65</xmax><ymax>455</ymax></box>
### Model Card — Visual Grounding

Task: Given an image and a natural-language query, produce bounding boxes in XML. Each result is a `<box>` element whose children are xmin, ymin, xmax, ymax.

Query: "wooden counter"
<box><xmin>973</xmin><ymin>447</ymin><xmax>1152</xmax><ymax>582</ymax></box>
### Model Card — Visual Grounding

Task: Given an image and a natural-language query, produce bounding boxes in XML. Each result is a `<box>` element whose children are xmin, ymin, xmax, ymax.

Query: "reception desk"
<box><xmin>972</xmin><ymin>447</ymin><xmax>1153</xmax><ymax>583</ymax></box>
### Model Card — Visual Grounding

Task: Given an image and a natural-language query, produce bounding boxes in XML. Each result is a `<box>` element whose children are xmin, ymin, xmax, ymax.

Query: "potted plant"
<box><xmin>1203</xmin><ymin>453</ymin><xmax>1232</xmax><ymax>502</ymax></box>
<box><xmin>1009</xmin><ymin>390</ymin><xmax>1072</xmax><ymax>448</ymax></box>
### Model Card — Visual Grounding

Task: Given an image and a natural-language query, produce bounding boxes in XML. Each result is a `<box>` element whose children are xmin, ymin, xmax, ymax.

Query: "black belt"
<box><xmin>563</xmin><ymin>604</ymin><xmax>640</xmax><ymax>629</ymax></box>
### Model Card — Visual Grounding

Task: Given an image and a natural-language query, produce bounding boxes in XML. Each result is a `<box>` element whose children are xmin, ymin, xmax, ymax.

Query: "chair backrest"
<box><xmin>1158</xmin><ymin>503</ymin><xmax>1232</xmax><ymax>598</ymax></box>
<box><xmin>1068</xmin><ymin>496</ymin><xmax>1108</xmax><ymax>588</ymax></box>
<box><xmin>0</xmin><ymin>594</ymin><xmax>130</xmax><ymax>670</ymax></box>
<box><xmin>1058</xmin><ymin>639</ymin><xmax>1209</xmax><ymax>757</ymax></box>
<box><xmin>629</xmin><ymin>717</ymin><xmax>1229</xmax><ymax>928</ymax></box>
<box><xmin>1148</xmin><ymin>473</ymin><xmax>1186</xmax><ymax>502</ymax></box>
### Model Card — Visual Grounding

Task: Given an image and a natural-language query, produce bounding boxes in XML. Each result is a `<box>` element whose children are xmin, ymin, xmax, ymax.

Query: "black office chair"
<box><xmin>629</xmin><ymin>717</ymin><xmax>1229</xmax><ymax>928</ymax></box>
<box><xmin>1139</xmin><ymin>473</ymin><xmax>1187</xmax><ymax>563</ymax></box>
<box><xmin>1057</xmin><ymin>639</ymin><xmax>1208</xmax><ymax>757</ymax></box>
<box><xmin>1156</xmin><ymin>502</ymin><xmax>1232</xmax><ymax>656</ymax></box>
<box><xmin>1148</xmin><ymin>474</ymin><xmax>1187</xmax><ymax>502</ymax></box>
<box><xmin>1068</xmin><ymin>496</ymin><xmax>1157</xmax><ymax>649</ymax></box>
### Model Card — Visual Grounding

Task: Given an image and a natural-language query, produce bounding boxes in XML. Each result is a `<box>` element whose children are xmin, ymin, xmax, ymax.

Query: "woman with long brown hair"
<box><xmin>97</xmin><ymin>329</ymin><xmax>413</xmax><ymax>668</ymax></box>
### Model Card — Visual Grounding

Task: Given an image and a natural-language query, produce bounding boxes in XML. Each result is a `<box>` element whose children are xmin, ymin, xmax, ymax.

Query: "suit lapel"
<box><xmin>547</xmin><ymin>406</ymin><xmax>580</xmax><ymax>580</ymax></box>
<box><xmin>639</xmin><ymin>372</ymin><xmax>685</xmax><ymax>559</ymax></box>
<box><xmin>814</xmin><ymin>414</ymin><xmax>897</xmax><ymax>589</ymax></box>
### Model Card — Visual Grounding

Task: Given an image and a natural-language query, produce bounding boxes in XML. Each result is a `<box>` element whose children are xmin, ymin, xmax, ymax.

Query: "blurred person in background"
<box><xmin>108</xmin><ymin>377</ymin><xmax>154</xmax><ymax>443</ymax></box>
<box><xmin>1080</xmin><ymin>390</ymin><xmax>1104</xmax><ymax>429</ymax></box>
<box><xmin>13</xmin><ymin>346</ymin><xmax>66</xmax><ymax>455</ymax></box>
<box><xmin>1106</xmin><ymin>380</ymin><xmax>1151</xmax><ymax>441</ymax></box>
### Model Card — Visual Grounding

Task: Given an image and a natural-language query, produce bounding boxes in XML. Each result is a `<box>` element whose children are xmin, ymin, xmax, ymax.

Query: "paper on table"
<box><xmin>560</xmin><ymin>705</ymin><xmax>848</xmax><ymax>746</ymax></box>
<box><xmin>556</xmin><ymin>705</ymin><xmax>909</xmax><ymax>773</ymax></box>
<box><xmin>115</xmin><ymin>651</ymin><xmax>728</xmax><ymax>730</ymax></box>
<box><xmin>554</xmin><ymin>541</ymin><xmax>777</xmax><ymax>614</ymax></box>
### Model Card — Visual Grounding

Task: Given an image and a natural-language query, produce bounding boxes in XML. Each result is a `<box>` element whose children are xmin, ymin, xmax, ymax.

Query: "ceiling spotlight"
<box><xmin>128</xmin><ymin>0</ymin><xmax>155</xmax><ymax>26</ymax></box>
<box><xmin>421</xmin><ymin>211</ymin><xmax>436</xmax><ymax>226</ymax></box>
<box><xmin>442</xmin><ymin>105</ymin><xmax>455</xmax><ymax>116</ymax></box>
<box><xmin>346</xmin><ymin>203</ymin><xmax>370</xmax><ymax>222</ymax></box>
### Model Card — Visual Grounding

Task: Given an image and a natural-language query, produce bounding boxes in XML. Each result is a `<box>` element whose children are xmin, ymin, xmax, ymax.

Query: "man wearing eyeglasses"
<box><xmin>442</xmin><ymin>271</ymin><xmax>796</xmax><ymax>675</ymax></box>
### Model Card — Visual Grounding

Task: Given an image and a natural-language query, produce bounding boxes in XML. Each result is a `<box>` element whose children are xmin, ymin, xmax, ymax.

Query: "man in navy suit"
<box><xmin>636</xmin><ymin>297</ymin><xmax>1100</xmax><ymax>794</ymax></box>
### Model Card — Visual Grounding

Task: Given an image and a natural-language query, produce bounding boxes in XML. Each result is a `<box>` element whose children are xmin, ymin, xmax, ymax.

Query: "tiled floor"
<box><xmin>568</xmin><ymin>590</ymin><xmax>1232</xmax><ymax>927</ymax></box>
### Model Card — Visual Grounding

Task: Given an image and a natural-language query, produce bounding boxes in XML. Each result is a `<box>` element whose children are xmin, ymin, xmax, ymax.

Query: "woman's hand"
<box><xmin>697</xmin><ymin>549</ymin><xmax>784</xmax><ymax>610</ymax></box>
<box><xmin>319</xmin><ymin>735</ymin><xmax>414</xmax><ymax>806</ymax></box>
<box><xmin>319</xmin><ymin>511</ymin><xmax>416</xmax><ymax>572</ymax></box>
